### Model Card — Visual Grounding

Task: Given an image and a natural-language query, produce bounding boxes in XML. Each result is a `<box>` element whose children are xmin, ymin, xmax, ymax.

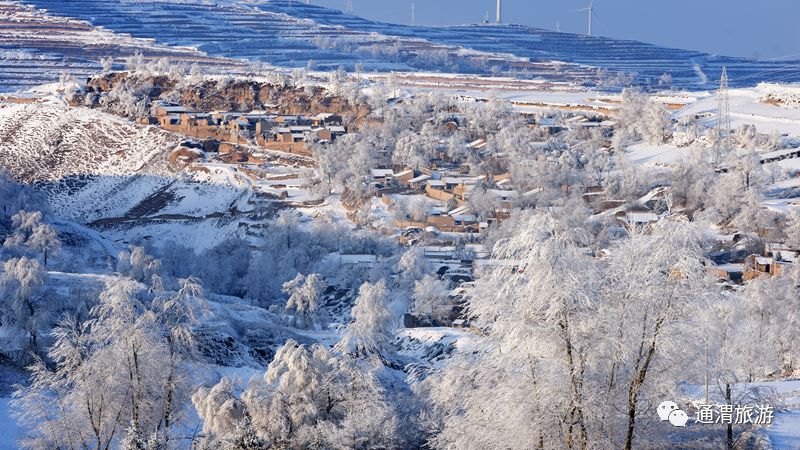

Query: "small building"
<box><xmin>393</xmin><ymin>169</ymin><xmax>414</xmax><ymax>184</ymax></box>
<box><xmin>311</xmin><ymin>113</ymin><xmax>343</xmax><ymax>127</ymax></box>
<box><xmin>154</xmin><ymin>102</ymin><xmax>191</xmax><ymax>117</ymax></box>
<box><xmin>371</xmin><ymin>169</ymin><xmax>395</xmax><ymax>184</ymax></box>
<box><xmin>407</xmin><ymin>174</ymin><xmax>431</xmax><ymax>190</ymax></box>
<box><xmin>616</xmin><ymin>205</ymin><xmax>659</xmax><ymax>228</ymax></box>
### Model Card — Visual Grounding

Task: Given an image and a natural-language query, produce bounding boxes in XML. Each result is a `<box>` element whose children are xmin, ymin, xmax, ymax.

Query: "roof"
<box><xmin>371</xmin><ymin>169</ymin><xmax>394</xmax><ymax>177</ymax></box>
<box><xmin>327</xmin><ymin>126</ymin><xmax>346</xmax><ymax>133</ymax></box>
<box><xmin>627</xmin><ymin>212</ymin><xmax>659</xmax><ymax>224</ymax></box>
<box><xmin>159</xmin><ymin>105</ymin><xmax>190</xmax><ymax>113</ymax></box>
<box><xmin>427</xmin><ymin>180</ymin><xmax>446</xmax><ymax>187</ymax></box>
<box><xmin>408</xmin><ymin>174</ymin><xmax>431</xmax><ymax>183</ymax></box>
<box><xmin>394</xmin><ymin>169</ymin><xmax>413</xmax><ymax>178</ymax></box>
<box><xmin>467</xmin><ymin>139</ymin><xmax>488</xmax><ymax>149</ymax></box>
<box><xmin>448</xmin><ymin>205</ymin><xmax>472</xmax><ymax>216</ymax></box>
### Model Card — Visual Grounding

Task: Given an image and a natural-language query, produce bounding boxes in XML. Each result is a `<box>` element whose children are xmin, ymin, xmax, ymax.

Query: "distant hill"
<box><xmin>3</xmin><ymin>0</ymin><xmax>800</xmax><ymax>93</ymax></box>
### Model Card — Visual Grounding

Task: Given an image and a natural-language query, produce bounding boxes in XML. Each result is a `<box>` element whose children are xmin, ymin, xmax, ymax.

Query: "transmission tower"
<box><xmin>714</xmin><ymin>66</ymin><xmax>731</xmax><ymax>165</ymax></box>
<box><xmin>345</xmin><ymin>0</ymin><xmax>353</xmax><ymax>14</ymax></box>
<box><xmin>411</xmin><ymin>2</ymin><xmax>415</xmax><ymax>26</ymax></box>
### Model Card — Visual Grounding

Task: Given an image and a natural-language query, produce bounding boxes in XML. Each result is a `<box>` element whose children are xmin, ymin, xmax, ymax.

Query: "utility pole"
<box><xmin>714</xmin><ymin>66</ymin><xmax>731</xmax><ymax>165</ymax></box>
<box><xmin>411</xmin><ymin>2</ymin><xmax>416</xmax><ymax>26</ymax></box>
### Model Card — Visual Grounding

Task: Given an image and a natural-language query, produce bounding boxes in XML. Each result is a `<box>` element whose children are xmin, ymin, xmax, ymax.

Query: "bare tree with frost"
<box><xmin>194</xmin><ymin>340</ymin><xmax>399</xmax><ymax>449</ymax></box>
<box><xmin>13</xmin><ymin>276</ymin><xmax>206</xmax><ymax>449</ymax></box>
<box><xmin>282</xmin><ymin>273</ymin><xmax>327</xmax><ymax>328</ymax></box>
<box><xmin>3</xmin><ymin>210</ymin><xmax>60</xmax><ymax>266</ymax></box>
<box><xmin>0</xmin><ymin>257</ymin><xmax>46</xmax><ymax>354</ymax></box>
<box><xmin>421</xmin><ymin>214</ymin><xmax>713</xmax><ymax>449</ymax></box>
<box><xmin>117</xmin><ymin>246</ymin><xmax>162</xmax><ymax>284</ymax></box>
<box><xmin>335</xmin><ymin>280</ymin><xmax>396</xmax><ymax>359</ymax></box>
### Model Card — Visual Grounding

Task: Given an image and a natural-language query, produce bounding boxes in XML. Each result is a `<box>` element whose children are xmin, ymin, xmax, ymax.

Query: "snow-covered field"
<box><xmin>677</xmin><ymin>84</ymin><xmax>800</xmax><ymax>136</ymax></box>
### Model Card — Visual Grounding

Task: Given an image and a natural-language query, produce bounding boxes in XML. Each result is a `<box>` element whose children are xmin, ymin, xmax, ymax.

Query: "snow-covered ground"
<box><xmin>677</xmin><ymin>84</ymin><xmax>800</xmax><ymax>137</ymax></box>
<box><xmin>0</xmin><ymin>398</ymin><xmax>21</xmax><ymax>449</ymax></box>
<box><xmin>626</xmin><ymin>143</ymin><xmax>688</xmax><ymax>167</ymax></box>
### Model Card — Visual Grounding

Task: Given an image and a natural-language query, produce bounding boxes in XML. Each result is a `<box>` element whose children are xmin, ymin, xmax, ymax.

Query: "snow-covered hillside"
<box><xmin>7</xmin><ymin>0</ymin><xmax>800</xmax><ymax>93</ymax></box>
<box><xmin>0</xmin><ymin>1</ymin><xmax>246</xmax><ymax>93</ymax></box>
<box><xmin>0</xmin><ymin>102</ymin><xmax>180</xmax><ymax>219</ymax></box>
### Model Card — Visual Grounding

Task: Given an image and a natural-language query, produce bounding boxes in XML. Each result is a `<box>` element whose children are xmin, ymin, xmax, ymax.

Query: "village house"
<box><xmin>371</xmin><ymin>169</ymin><xmax>395</xmax><ymax>185</ymax></box>
<box><xmin>743</xmin><ymin>242</ymin><xmax>800</xmax><ymax>280</ymax></box>
<box><xmin>150</xmin><ymin>101</ymin><xmax>348</xmax><ymax>156</ymax></box>
<box><xmin>616</xmin><ymin>205</ymin><xmax>659</xmax><ymax>229</ymax></box>
<box><xmin>311</xmin><ymin>113</ymin><xmax>343</xmax><ymax>127</ymax></box>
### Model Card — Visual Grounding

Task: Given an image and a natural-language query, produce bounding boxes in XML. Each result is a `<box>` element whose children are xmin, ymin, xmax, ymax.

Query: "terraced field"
<box><xmin>0</xmin><ymin>1</ymin><xmax>245</xmax><ymax>92</ymax></box>
<box><xmin>3</xmin><ymin>0</ymin><xmax>800</xmax><ymax>93</ymax></box>
<box><xmin>17</xmin><ymin>0</ymin><xmax>800</xmax><ymax>92</ymax></box>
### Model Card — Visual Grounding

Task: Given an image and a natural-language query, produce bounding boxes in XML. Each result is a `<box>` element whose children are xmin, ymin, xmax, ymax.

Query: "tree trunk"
<box><xmin>561</xmin><ymin>316</ymin><xmax>587</xmax><ymax>450</ymax></box>
<box><xmin>624</xmin><ymin>317</ymin><xmax>663</xmax><ymax>450</ymax></box>
<box><xmin>725</xmin><ymin>383</ymin><xmax>733</xmax><ymax>450</ymax></box>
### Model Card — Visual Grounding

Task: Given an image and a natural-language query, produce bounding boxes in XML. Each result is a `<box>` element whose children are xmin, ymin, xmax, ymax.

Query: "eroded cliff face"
<box><xmin>77</xmin><ymin>72</ymin><xmax>370</xmax><ymax>123</ymax></box>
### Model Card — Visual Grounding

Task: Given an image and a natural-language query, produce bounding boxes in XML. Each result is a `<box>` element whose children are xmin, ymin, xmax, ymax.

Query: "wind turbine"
<box><xmin>577</xmin><ymin>0</ymin><xmax>597</xmax><ymax>36</ymax></box>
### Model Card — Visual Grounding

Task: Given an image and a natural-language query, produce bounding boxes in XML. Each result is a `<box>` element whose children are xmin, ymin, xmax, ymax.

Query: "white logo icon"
<box><xmin>657</xmin><ymin>401</ymin><xmax>679</xmax><ymax>421</ymax></box>
<box><xmin>658</xmin><ymin>401</ymin><xmax>688</xmax><ymax>427</ymax></box>
<box><xmin>668</xmin><ymin>409</ymin><xmax>689</xmax><ymax>427</ymax></box>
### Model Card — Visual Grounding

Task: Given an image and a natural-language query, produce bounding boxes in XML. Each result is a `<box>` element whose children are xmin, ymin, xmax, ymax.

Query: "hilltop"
<box><xmin>4</xmin><ymin>0</ymin><xmax>800</xmax><ymax>94</ymax></box>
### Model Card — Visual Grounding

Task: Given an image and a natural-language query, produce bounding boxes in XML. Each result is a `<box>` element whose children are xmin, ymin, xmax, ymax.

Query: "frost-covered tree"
<box><xmin>335</xmin><ymin>280</ymin><xmax>395</xmax><ymax>358</ymax></box>
<box><xmin>151</xmin><ymin>277</ymin><xmax>208</xmax><ymax>443</ymax></box>
<box><xmin>700</xmin><ymin>277</ymin><xmax>797</xmax><ymax>449</ymax></box>
<box><xmin>13</xmin><ymin>276</ymin><xmax>206</xmax><ymax>449</ymax></box>
<box><xmin>392</xmin><ymin>132</ymin><xmax>430</xmax><ymax>170</ymax></box>
<box><xmin>422</xmin><ymin>214</ymin><xmax>712</xmax><ymax>450</ymax></box>
<box><xmin>614</xmin><ymin>88</ymin><xmax>672</xmax><ymax>146</ymax></box>
<box><xmin>195</xmin><ymin>340</ymin><xmax>399</xmax><ymax>449</ymax></box>
<box><xmin>117</xmin><ymin>246</ymin><xmax>162</xmax><ymax>283</ymax></box>
<box><xmin>0</xmin><ymin>257</ymin><xmax>46</xmax><ymax>353</ymax></box>
<box><xmin>197</xmin><ymin>239</ymin><xmax>250</xmax><ymax>296</ymax></box>
<box><xmin>282</xmin><ymin>273</ymin><xmax>327</xmax><ymax>328</ymax></box>
<box><xmin>423</xmin><ymin>213</ymin><xmax>603</xmax><ymax>450</ymax></box>
<box><xmin>3</xmin><ymin>210</ymin><xmax>60</xmax><ymax>266</ymax></box>
<box><xmin>192</xmin><ymin>378</ymin><xmax>251</xmax><ymax>444</ymax></box>
<box><xmin>786</xmin><ymin>210</ymin><xmax>800</xmax><ymax>247</ymax></box>
<box><xmin>411</xmin><ymin>275</ymin><xmax>451</xmax><ymax>323</ymax></box>
<box><xmin>397</xmin><ymin>247</ymin><xmax>428</xmax><ymax>289</ymax></box>
<box><xmin>602</xmin><ymin>220</ymin><xmax>712</xmax><ymax>450</ymax></box>
<box><xmin>0</xmin><ymin>174</ymin><xmax>48</xmax><ymax>220</ymax></box>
